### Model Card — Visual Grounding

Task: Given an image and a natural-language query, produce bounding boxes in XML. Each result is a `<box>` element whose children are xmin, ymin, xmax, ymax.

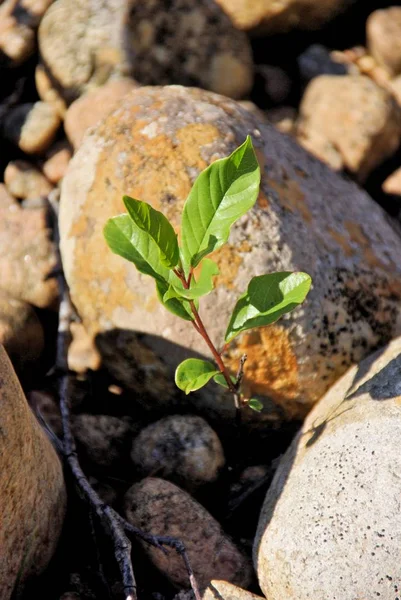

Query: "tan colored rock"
<box><xmin>254</xmin><ymin>336</ymin><xmax>401</xmax><ymax>600</ymax></box>
<box><xmin>4</xmin><ymin>101</ymin><xmax>61</xmax><ymax>154</ymax></box>
<box><xmin>214</xmin><ymin>0</ymin><xmax>355</xmax><ymax>34</ymax></box>
<box><xmin>35</xmin><ymin>63</ymin><xmax>67</xmax><ymax>118</ymax></box>
<box><xmin>131</xmin><ymin>415</ymin><xmax>225</xmax><ymax>489</ymax></box>
<box><xmin>203</xmin><ymin>581</ymin><xmax>264</xmax><ymax>600</ymax></box>
<box><xmin>297</xmin><ymin>75</ymin><xmax>401</xmax><ymax>181</ymax></box>
<box><xmin>0</xmin><ymin>291</ymin><xmax>44</xmax><ymax>375</ymax></box>
<box><xmin>64</xmin><ymin>79</ymin><xmax>138</xmax><ymax>149</ymax></box>
<box><xmin>68</xmin><ymin>321</ymin><xmax>101</xmax><ymax>373</ymax></box>
<box><xmin>124</xmin><ymin>477</ymin><xmax>252</xmax><ymax>589</ymax></box>
<box><xmin>383</xmin><ymin>166</ymin><xmax>401</xmax><ymax>196</ymax></box>
<box><xmin>0</xmin><ymin>184</ymin><xmax>58</xmax><ymax>308</ymax></box>
<box><xmin>367</xmin><ymin>7</ymin><xmax>401</xmax><ymax>77</ymax></box>
<box><xmin>42</xmin><ymin>141</ymin><xmax>72</xmax><ymax>184</ymax></box>
<box><xmin>59</xmin><ymin>86</ymin><xmax>401</xmax><ymax>421</ymax></box>
<box><xmin>297</xmin><ymin>127</ymin><xmax>343</xmax><ymax>171</ymax></box>
<box><xmin>4</xmin><ymin>160</ymin><xmax>53</xmax><ymax>199</ymax></box>
<box><xmin>38</xmin><ymin>0</ymin><xmax>253</xmax><ymax>103</ymax></box>
<box><xmin>0</xmin><ymin>344</ymin><xmax>66</xmax><ymax>600</ymax></box>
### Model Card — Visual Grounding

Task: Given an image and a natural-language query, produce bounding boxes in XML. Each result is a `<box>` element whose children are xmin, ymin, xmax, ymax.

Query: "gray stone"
<box><xmin>131</xmin><ymin>415</ymin><xmax>225</xmax><ymax>489</ymax></box>
<box><xmin>254</xmin><ymin>336</ymin><xmax>401</xmax><ymax>600</ymax></box>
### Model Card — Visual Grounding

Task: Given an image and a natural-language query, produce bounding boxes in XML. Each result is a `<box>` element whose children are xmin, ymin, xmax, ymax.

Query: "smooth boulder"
<box><xmin>59</xmin><ymin>85</ymin><xmax>401</xmax><ymax>420</ymax></box>
<box><xmin>0</xmin><ymin>345</ymin><xmax>66</xmax><ymax>599</ymax></box>
<box><xmin>254</xmin><ymin>336</ymin><xmax>401</xmax><ymax>600</ymax></box>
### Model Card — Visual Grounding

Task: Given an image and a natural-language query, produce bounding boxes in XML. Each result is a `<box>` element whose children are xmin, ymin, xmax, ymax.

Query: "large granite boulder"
<box><xmin>59</xmin><ymin>85</ymin><xmax>401</xmax><ymax>420</ymax></box>
<box><xmin>254</xmin><ymin>336</ymin><xmax>401</xmax><ymax>600</ymax></box>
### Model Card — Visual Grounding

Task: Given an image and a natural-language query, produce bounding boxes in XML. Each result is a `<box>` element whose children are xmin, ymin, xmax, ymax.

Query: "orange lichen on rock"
<box><xmin>225</xmin><ymin>325</ymin><xmax>300</xmax><ymax>416</ymax></box>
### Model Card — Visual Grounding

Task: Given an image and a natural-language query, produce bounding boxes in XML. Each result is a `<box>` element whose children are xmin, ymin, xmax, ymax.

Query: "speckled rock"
<box><xmin>72</xmin><ymin>413</ymin><xmax>135</xmax><ymax>471</ymax></box>
<box><xmin>64</xmin><ymin>79</ymin><xmax>138</xmax><ymax>149</ymax></box>
<box><xmin>0</xmin><ymin>291</ymin><xmax>44</xmax><ymax>375</ymax></box>
<box><xmin>131</xmin><ymin>415</ymin><xmax>225</xmax><ymax>489</ymax></box>
<box><xmin>203</xmin><ymin>581</ymin><xmax>264</xmax><ymax>600</ymax></box>
<box><xmin>124</xmin><ymin>477</ymin><xmax>252</xmax><ymax>589</ymax></box>
<box><xmin>38</xmin><ymin>0</ymin><xmax>253</xmax><ymax>104</ymax></box>
<box><xmin>254</xmin><ymin>336</ymin><xmax>401</xmax><ymax>600</ymax></box>
<box><xmin>59</xmin><ymin>85</ymin><xmax>401</xmax><ymax>421</ymax></box>
<box><xmin>367</xmin><ymin>7</ymin><xmax>401</xmax><ymax>77</ymax></box>
<box><xmin>0</xmin><ymin>184</ymin><xmax>58</xmax><ymax>308</ymax></box>
<box><xmin>42</xmin><ymin>141</ymin><xmax>72</xmax><ymax>184</ymax></box>
<box><xmin>4</xmin><ymin>160</ymin><xmax>53</xmax><ymax>199</ymax></box>
<box><xmin>214</xmin><ymin>0</ymin><xmax>355</xmax><ymax>34</ymax></box>
<box><xmin>297</xmin><ymin>75</ymin><xmax>401</xmax><ymax>181</ymax></box>
<box><xmin>4</xmin><ymin>101</ymin><xmax>61</xmax><ymax>154</ymax></box>
<box><xmin>0</xmin><ymin>344</ymin><xmax>66</xmax><ymax>600</ymax></box>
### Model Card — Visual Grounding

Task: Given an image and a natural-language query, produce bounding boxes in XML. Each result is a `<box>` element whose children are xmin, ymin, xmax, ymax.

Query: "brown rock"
<box><xmin>0</xmin><ymin>184</ymin><xmax>58</xmax><ymax>308</ymax></box>
<box><xmin>4</xmin><ymin>160</ymin><xmax>53</xmax><ymax>199</ymax></box>
<box><xmin>59</xmin><ymin>86</ymin><xmax>401</xmax><ymax>421</ymax></box>
<box><xmin>0</xmin><ymin>344</ymin><xmax>66</xmax><ymax>600</ymax></box>
<box><xmin>42</xmin><ymin>141</ymin><xmax>72</xmax><ymax>184</ymax></box>
<box><xmin>383</xmin><ymin>166</ymin><xmax>401</xmax><ymax>196</ymax></box>
<box><xmin>35</xmin><ymin>63</ymin><xmax>67</xmax><ymax>118</ymax></box>
<box><xmin>29</xmin><ymin>390</ymin><xmax>62</xmax><ymax>438</ymax></box>
<box><xmin>297</xmin><ymin>75</ymin><xmax>401</xmax><ymax>181</ymax></box>
<box><xmin>0</xmin><ymin>291</ymin><xmax>44</xmax><ymax>375</ymax></box>
<box><xmin>64</xmin><ymin>79</ymin><xmax>138</xmax><ymax>149</ymax></box>
<box><xmin>38</xmin><ymin>0</ymin><xmax>253</xmax><ymax>103</ymax></box>
<box><xmin>131</xmin><ymin>415</ymin><xmax>225</xmax><ymax>489</ymax></box>
<box><xmin>214</xmin><ymin>0</ymin><xmax>355</xmax><ymax>34</ymax></box>
<box><xmin>4</xmin><ymin>101</ymin><xmax>61</xmax><ymax>154</ymax></box>
<box><xmin>367</xmin><ymin>7</ymin><xmax>401</xmax><ymax>77</ymax></box>
<box><xmin>124</xmin><ymin>477</ymin><xmax>252</xmax><ymax>589</ymax></box>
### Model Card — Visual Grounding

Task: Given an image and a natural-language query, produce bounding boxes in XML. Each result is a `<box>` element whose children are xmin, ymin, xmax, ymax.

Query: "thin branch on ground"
<box><xmin>47</xmin><ymin>199</ymin><xmax>202</xmax><ymax>600</ymax></box>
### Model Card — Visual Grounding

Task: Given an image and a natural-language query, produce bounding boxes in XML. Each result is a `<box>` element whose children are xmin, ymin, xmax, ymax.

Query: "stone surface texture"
<box><xmin>367</xmin><ymin>7</ymin><xmax>401</xmax><ymax>77</ymax></box>
<box><xmin>0</xmin><ymin>184</ymin><xmax>58</xmax><ymax>308</ymax></box>
<box><xmin>297</xmin><ymin>75</ymin><xmax>401</xmax><ymax>181</ymax></box>
<box><xmin>0</xmin><ymin>291</ymin><xmax>44</xmax><ymax>374</ymax></box>
<box><xmin>39</xmin><ymin>0</ymin><xmax>253</xmax><ymax>103</ymax></box>
<box><xmin>64</xmin><ymin>79</ymin><xmax>138</xmax><ymax>149</ymax></box>
<box><xmin>60</xmin><ymin>85</ymin><xmax>401</xmax><ymax>420</ymax></box>
<box><xmin>254</xmin><ymin>336</ymin><xmax>401</xmax><ymax>600</ymax></box>
<box><xmin>214</xmin><ymin>0</ymin><xmax>355</xmax><ymax>34</ymax></box>
<box><xmin>42</xmin><ymin>141</ymin><xmax>73</xmax><ymax>184</ymax></box>
<box><xmin>0</xmin><ymin>344</ymin><xmax>66</xmax><ymax>600</ymax></box>
<box><xmin>203</xmin><ymin>581</ymin><xmax>264</xmax><ymax>600</ymax></box>
<box><xmin>131</xmin><ymin>415</ymin><xmax>225</xmax><ymax>488</ymax></box>
<box><xmin>4</xmin><ymin>101</ymin><xmax>61</xmax><ymax>154</ymax></box>
<box><xmin>124</xmin><ymin>477</ymin><xmax>252</xmax><ymax>589</ymax></box>
<box><xmin>4</xmin><ymin>160</ymin><xmax>53</xmax><ymax>199</ymax></box>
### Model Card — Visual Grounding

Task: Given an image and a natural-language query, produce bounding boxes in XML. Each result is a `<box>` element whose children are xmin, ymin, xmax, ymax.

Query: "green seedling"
<box><xmin>104</xmin><ymin>136</ymin><xmax>311</xmax><ymax>421</ymax></box>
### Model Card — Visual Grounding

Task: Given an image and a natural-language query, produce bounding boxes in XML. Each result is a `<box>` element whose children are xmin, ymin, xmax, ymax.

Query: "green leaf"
<box><xmin>180</xmin><ymin>136</ymin><xmax>260</xmax><ymax>270</ymax></box>
<box><xmin>123</xmin><ymin>195</ymin><xmax>179</xmax><ymax>269</ymax></box>
<box><xmin>248</xmin><ymin>398</ymin><xmax>264</xmax><ymax>412</ymax></box>
<box><xmin>163</xmin><ymin>259</ymin><xmax>219</xmax><ymax>301</ymax></box>
<box><xmin>175</xmin><ymin>358</ymin><xmax>219</xmax><ymax>394</ymax></box>
<box><xmin>213</xmin><ymin>372</ymin><xmax>236</xmax><ymax>389</ymax></box>
<box><xmin>104</xmin><ymin>216</ymin><xmax>194</xmax><ymax>322</ymax></box>
<box><xmin>103</xmin><ymin>214</ymin><xmax>170</xmax><ymax>284</ymax></box>
<box><xmin>225</xmin><ymin>271</ymin><xmax>312</xmax><ymax>343</ymax></box>
<box><xmin>156</xmin><ymin>279</ymin><xmax>194</xmax><ymax>321</ymax></box>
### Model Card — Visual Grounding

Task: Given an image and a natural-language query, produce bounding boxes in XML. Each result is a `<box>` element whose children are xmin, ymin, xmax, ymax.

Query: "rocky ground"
<box><xmin>2</xmin><ymin>1</ymin><xmax>401</xmax><ymax>600</ymax></box>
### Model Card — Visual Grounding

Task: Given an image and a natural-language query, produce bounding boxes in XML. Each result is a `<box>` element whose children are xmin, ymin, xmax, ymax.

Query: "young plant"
<box><xmin>103</xmin><ymin>136</ymin><xmax>311</xmax><ymax>421</ymax></box>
